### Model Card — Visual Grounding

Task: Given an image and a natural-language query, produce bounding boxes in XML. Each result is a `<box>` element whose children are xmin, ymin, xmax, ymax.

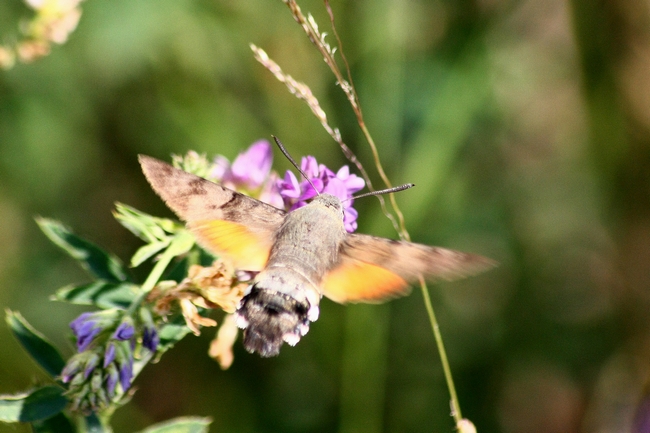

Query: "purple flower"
<box><xmin>105</xmin><ymin>363</ymin><xmax>119</xmax><ymax>397</ymax></box>
<box><xmin>113</xmin><ymin>322</ymin><xmax>135</xmax><ymax>341</ymax></box>
<box><xmin>62</xmin><ymin>310</ymin><xmax>148</xmax><ymax>413</ymax></box>
<box><xmin>213</xmin><ymin>140</ymin><xmax>272</xmax><ymax>190</ymax></box>
<box><xmin>70</xmin><ymin>312</ymin><xmax>93</xmax><ymax>333</ymax></box>
<box><xmin>258</xmin><ymin>172</ymin><xmax>285</xmax><ymax>209</ymax></box>
<box><xmin>277</xmin><ymin>156</ymin><xmax>365</xmax><ymax>232</ymax></box>
<box><xmin>119</xmin><ymin>358</ymin><xmax>133</xmax><ymax>392</ymax></box>
<box><xmin>228</xmin><ymin>140</ymin><xmax>273</xmax><ymax>189</ymax></box>
<box><xmin>71</xmin><ymin>314</ymin><xmax>103</xmax><ymax>352</ymax></box>
<box><xmin>103</xmin><ymin>342</ymin><xmax>116</xmax><ymax>368</ymax></box>
<box><xmin>210</xmin><ymin>140</ymin><xmax>284</xmax><ymax>208</ymax></box>
<box><xmin>142</xmin><ymin>326</ymin><xmax>159</xmax><ymax>352</ymax></box>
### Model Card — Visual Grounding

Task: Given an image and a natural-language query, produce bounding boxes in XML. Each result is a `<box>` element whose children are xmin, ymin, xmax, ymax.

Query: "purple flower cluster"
<box><xmin>61</xmin><ymin>310</ymin><xmax>159</xmax><ymax>413</ymax></box>
<box><xmin>209</xmin><ymin>141</ymin><xmax>366</xmax><ymax>232</ymax></box>
<box><xmin>277</xmin><ymin>156</ymin><xmax>365</xmax><ymax>232</ymax></box>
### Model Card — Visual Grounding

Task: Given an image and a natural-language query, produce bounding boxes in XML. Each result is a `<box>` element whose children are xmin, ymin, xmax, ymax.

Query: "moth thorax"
<box><xmin>236</xmin><ymin>286</ymin><xmax>311</xmax><ymax>357</ymax></box>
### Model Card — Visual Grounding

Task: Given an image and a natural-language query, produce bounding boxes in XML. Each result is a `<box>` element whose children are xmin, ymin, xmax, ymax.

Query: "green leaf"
<box><xmin>157</xmin><ymin>315</ymin><xmax>193</xmax><ymax>354</ymax></box>
<box><xmin>0</xmin><ymin>386</ymin><xmax>67</xmax><ymax>422</ymax></box>
<box><xmin>52</xmin><ymin>281</ymin><xmax>140</xmax><ymax>309</ymax></box>
<box><xmin>131</xmin><ymin>240</ymin><xmax>170</xmax><ymax>268</ymax></box>
<box><xmin>166</xmin><ymin>230</ymin><xmax>195</xmax><ymax>257</ymax></box>
<box><xmin>5</xmin><ymin>310</ymin><xmax>65</xmax><ymax>378</ymax></box>
<box><xmin>37</xmin><ymin>217</ymin><xmax>130</xmax><ymax>284</ymax></box>
<box><xmin>114</xmin><ymin>203</ymin><xmax>179</xmax><ymax>242</ymax></box>
<box><xmin>136</xmin><ymin>417</ymin><xmax>212</xmax><ymax>433</ymax></box>
<box><xmin>31</xmin><ymin>411</ymin><xmax>75</xmax><ymax>433</ymax></box>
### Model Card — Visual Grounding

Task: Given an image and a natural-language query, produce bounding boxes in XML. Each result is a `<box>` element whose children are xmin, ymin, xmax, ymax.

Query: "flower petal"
<box><xmin>113</xmin><ymin>322</ymin><xmax>135</xmax><ymax>341</ymax></box>
<box><xmin>103</xmin><ymin>342</ymin><xmax>116</xmax><ymax>367</ymax></box>
<box><xmin>229</xmin><ymin>140</ymin><xmax>273</xmax><ymax>189</ymax></box>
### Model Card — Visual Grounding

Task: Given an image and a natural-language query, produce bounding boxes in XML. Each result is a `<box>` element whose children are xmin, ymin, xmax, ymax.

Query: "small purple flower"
<box><xmin>228</xmin><ymin>140</ymin><xmax>273</xmax><ymax>189</ymax></box>
<box><xmin>119</xmin><ymin>358</ymin><xmax>133</xmax><ymax>392</ymax></box>
<box><xmin>113</xmin><ymin>322</ymin><xmax>135</xmax><ymax>341</ymax></box>
<box><xmin>70</xmin><ymin>312</ymin><xmax>93</xmax><ymax>333</ymax></box>
<box><xmin>72</xmin><ymin>318</ymin><xmax>102</xmax><ymax>352</ymax></box>
<box><xmin>214</xmin><ymin>140</ymin><xmax>272</xmax><ymax>190</ymax></box>
<box><xmin>277</xmin><ymin>156</ymin><xmax>365</xmax><ymax>232</ymax></box>
<box><xmin>103</xmin><ymin>342</ymin><xmax>116</xmax><ymax>368</ymax></box>
<box><xmin>258</xmin><ymin>172</ymin><xmax>284</xmax><ymax>209</ymax></box>
<box><xmin>210</xmin><ymin>140</ymin><xmax>284</xmax><ymax>207</ymax></box>
<box><xmin>142</xmin><ymin>326</ymin><xmax>159</xmax><ymax>352</ymax></box>
<box><xmin>105</xmin><ymin>363</ymin><xmax>119</xmax><ymax>397</ymax></box>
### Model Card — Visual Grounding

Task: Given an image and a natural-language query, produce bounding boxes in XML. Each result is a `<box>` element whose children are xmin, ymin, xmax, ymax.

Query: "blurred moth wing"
<box><xmin>138</xmin><ymin>155</ymin><xmax>283</xmax><ymax>271</ymax></box>
<box><xmin>139</xmin><ymin>155</ymin><xmax>496</xmax><ymax>357</ymax></box>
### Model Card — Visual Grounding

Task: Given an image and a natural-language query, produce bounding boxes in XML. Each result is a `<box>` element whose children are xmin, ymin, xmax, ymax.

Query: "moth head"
<box><xmin>310</xmin><ymin>194</ymin><xmax>344</xmax><ymax>219</ymax></box>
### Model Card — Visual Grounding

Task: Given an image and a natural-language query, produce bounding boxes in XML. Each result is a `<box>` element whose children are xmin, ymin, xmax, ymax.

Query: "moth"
<box><xmin>139</xmin><ymin>153</ymin><xmax>495</xmax><ymax>357</ymax></box>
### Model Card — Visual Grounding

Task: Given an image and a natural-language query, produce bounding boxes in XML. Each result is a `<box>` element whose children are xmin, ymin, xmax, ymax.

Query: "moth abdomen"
<box><xmin>236</xmin><ymin>286</ymin><xmax>311</xmax><ymax>357</ymax></box>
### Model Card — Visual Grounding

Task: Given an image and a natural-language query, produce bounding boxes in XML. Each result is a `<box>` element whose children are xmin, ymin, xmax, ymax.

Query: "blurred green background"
<box><xmin>2</xmin><ymin>0</ymin><xmax>650</xmax><ymax>432</ymax></box>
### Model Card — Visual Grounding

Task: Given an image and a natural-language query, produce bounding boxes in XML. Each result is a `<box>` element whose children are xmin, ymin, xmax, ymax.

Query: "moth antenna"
<box><xmin>344</xmin><ymin>183</ymin><xmax>415</xmax><ymax>203</ymax></box>
<box><xmin>272</xmin><ymin>135</ymin><xmax>320</xmax><ymax>195</ymax></box>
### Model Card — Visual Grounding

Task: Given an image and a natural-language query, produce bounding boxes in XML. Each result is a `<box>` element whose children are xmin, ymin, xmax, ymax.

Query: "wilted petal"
<box><xmin>208</xmin><ymin>314</ymin><xmax>239</xmax><ymax>370</ymax></box>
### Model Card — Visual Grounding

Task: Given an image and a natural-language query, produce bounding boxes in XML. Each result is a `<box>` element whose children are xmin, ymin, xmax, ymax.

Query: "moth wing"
<box><xmin>322</xmin><ymin>233</ymin><xmax>496</xmax><ymax>303</ymax></box>
<box><xmin>139</xmin><ymin>155</ymin><xmax>285</xmax><ymax>271</ymax></box>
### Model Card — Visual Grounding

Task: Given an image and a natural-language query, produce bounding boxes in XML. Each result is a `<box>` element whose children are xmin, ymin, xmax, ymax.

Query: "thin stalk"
<box><xmin>419</xmin><ymin>277</ymin><xmax>462</xmax><ymax>423</ymax></box>
<box><xmin>322</xmin><ymin>0</ymin><xmax>463</xmax><ymax>423</ymax></box>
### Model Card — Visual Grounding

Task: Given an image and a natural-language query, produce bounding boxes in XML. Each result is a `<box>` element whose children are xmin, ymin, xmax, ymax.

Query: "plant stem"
<box><xmin>419</xmin><ymin>277</ymin><xmax>462</xmax><ymax>423</ymax></box>
<box><xmin>127</xmin><ymin>231</ymin><xmax>194</xmax><ymax>316</ymax></box>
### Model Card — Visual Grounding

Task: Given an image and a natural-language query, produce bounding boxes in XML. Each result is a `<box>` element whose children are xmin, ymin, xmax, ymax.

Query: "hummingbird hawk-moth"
<box><xmin>139</xmin><ymin>154</ymin><xmax>495</xmax><ymax>357</ymax></box>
